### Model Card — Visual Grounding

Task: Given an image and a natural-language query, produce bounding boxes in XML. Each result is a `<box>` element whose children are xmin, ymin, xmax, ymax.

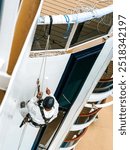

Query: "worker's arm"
<box><xmin>36</xmin><ymin>79</ymin><xmax>44</xmax><ymax>101</ymax></box>
<box><xmin>46</xmin><ymin>87</ymin><xmax>51</xmax><ymax>95</ymax></box>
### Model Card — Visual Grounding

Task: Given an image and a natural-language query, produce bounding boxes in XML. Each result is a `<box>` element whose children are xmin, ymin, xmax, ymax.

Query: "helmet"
<box><xmin>43</xmin><ymin>96</ymin><xmax>54</xmax><ymax>109</ymax></box>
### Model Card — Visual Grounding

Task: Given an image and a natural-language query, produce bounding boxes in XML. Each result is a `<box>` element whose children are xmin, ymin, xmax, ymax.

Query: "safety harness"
<box><xmin>20</xmin><ymin>100</ymin><xmax>54</xmax><ymax>128</ymax></box>
<box><xmin>37</xmin><ymin>100</ymin><xmax>53</xmax><ymax>125</ymax></box>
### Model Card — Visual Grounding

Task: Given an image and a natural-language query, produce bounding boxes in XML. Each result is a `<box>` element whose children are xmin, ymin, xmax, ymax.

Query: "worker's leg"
<box><xmin>19</xmin><ymin>113</ymin><xmax>31</xmax><ymax>128</ymax></box>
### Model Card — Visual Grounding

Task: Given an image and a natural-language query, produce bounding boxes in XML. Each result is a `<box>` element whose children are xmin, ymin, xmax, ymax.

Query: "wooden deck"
<box><xmin>41</xmin><ymin>0</ymin><xmax>113</xmax><ymax>15</ymax></box>
<box><xmin>76</xmin><ymin>96</ymin><xmax>113</xmax><ymax>150</ymax></box>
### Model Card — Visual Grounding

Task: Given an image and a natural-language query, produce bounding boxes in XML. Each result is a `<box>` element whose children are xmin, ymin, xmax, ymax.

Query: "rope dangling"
<box><xmin>64</xmin><ymin>15</ymin><xmax>70</xmax><ymax>39</ymax></box>
<box><xmin>36</xmin><ymin>16</ymin><xmax>53</xmax><ymax>94</ymax></box>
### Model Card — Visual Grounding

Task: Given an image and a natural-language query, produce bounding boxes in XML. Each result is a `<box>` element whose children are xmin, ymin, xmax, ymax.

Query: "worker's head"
<box><xmin>43</xmin><ymin>96</ymin><xmax>54</xmax><ymax>111</ymax></box>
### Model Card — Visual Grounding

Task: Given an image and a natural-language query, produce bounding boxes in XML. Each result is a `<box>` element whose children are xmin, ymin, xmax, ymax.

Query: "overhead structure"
<box><xmin>38</xmin><ymin>5</ymin><xmax>113</xmax><ymax>25</ymax></box>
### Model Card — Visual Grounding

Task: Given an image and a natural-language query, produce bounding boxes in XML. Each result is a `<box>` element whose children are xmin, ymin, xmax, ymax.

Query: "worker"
<box><xmin>20</xmin><ymin>80</ymin><xmax>59</xmax><ymax>128</ymax></box>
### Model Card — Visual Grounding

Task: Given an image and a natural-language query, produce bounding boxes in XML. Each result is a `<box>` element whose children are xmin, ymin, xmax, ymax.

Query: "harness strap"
<box><xmin>26</xmin><ymin>113</ymin><xmax>44</xmax><ymax>127</ymax></box>
<box><xmin>37</xmin><ymin>100</ymin><xmax>53</xmax><ymax>124</ymax></box>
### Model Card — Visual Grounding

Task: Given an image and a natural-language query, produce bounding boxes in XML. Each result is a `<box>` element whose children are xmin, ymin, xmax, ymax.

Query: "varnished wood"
<box><xmin>41</xmin><ymin>0</ymin><xmax>112</xmax><ymax>16</ymax></box>
<box><xmin>0</xmin><ymin>90</ymin><xmax>5</xmax><ymax>103</ymax></box>
<box><xmin>7</xmin><ymin>0</ymin><xmax>40</xmax><ymax>75</ymax></box>
<box><xmin>67</xmin><ymin>33</ymin><xmax>112</xmax><ymax>54</ymax></box>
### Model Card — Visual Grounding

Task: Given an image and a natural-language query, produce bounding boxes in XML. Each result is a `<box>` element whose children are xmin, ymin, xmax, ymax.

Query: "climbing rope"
<box><xmin>17</xmin><ymin>123</ymin><xmax>28</xmax><ymax>150</ymax></box>
<box><xmin>34</xmin><ymin>16</ymin><xmax>53</xmax><ymax>95</ymax></box>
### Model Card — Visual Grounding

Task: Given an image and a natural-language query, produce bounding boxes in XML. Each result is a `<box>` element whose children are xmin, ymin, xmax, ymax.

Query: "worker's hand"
<box><xmin>37</xmin><ymin>92</ymin><xmax>43</xmax><ymax>99</ymax></box>
<box><xmin>46</xmin><ymin>87</ymin><xmax>51</xmax><ymax>95</ymax></box>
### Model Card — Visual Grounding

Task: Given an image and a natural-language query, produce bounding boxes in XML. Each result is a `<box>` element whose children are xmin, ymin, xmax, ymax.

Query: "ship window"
<box><xmin>31</xmin><ymin>24</ymin><xmax>73</xmax><ymax>50</ymax></box>
<box><xmin>31</xmin><ymin>13</ymin><xmax>112</xmax><ymax>51</ymax></box>
<box><xmin>70</xmin><ymin>13</ymin><xmax>113</xmax><ymax>47</ymax></box>
<box><xmin>55</xmin><ymin>43</ymin><xmax>104</xmax><ymax>109</ymax></box>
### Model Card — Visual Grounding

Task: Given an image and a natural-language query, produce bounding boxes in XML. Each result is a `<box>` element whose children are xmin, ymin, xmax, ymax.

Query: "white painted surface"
<box><xmin>0</xmin><ymin>0</ymin><xmax>20</xmax><ymax>72</ymax></box>
<box><xmin>0</xmin><ymin>34</ymin><xmax>70</xmax><ymax>150</ymax></box>
<box><xmin>38</xmin><ymin>5</ymin><xmax>113</xmax><ymax>25</ymax></box>
<box><xmin>0</xmin><ymin>1</ymin><xmax>53</xmax><ymax>150</ymax></box>
<box><xmin>0</xmin><ymin>54</ymin><xmax>70</xmax><ymax>149</ymax></box>
<box><xmin>0</xmin><ymin>59</ymin><xmax>4</xmax><ymax>69</ymax></box>
<box><xmin>0</xmin><ymin>72</ymin><xmax>10</xmax><ymax>90</ymax></box>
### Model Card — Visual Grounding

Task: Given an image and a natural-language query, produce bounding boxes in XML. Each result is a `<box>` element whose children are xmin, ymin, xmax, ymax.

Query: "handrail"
<box><xmin>88</xmin><ymin>89</ymin><xmax>113</xmax><ymax>102</ymax></box>
<box><xmin>60</xmin><ymin>142</ymin><xmax>78</xmax><ymax>150</ymax></box>
<box><xmin>79</xmin><ymin>108</ymin><xmax>101</xmax><ymax>117</ymax></box>
<box><xmin>99</xmin><ymin>78</ymin><xmax>113</xmax><ymax>82</ymax></box>
<box><xmin>85</xmin><ymin>100</ymin><xmax>113</xmax><ymax>108</ymax></box>
<box><xmin>94</xmin><ymin>85</ymin><xmax>113</xmax><ymax>93</ymax></box>
<box><xmin>64</xmin><ymin>127</ymin><xmax>88</xmax><ymax>142</ymax></box>
<box><xmin>70</xmin><ymin>115</ymin><xmax>97</xmax><ymax>131</ymax></box>
<box><xmin>70</xmin><ymin>100</ymin><xmax>106</xmax><ymax>131</ymax></box>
